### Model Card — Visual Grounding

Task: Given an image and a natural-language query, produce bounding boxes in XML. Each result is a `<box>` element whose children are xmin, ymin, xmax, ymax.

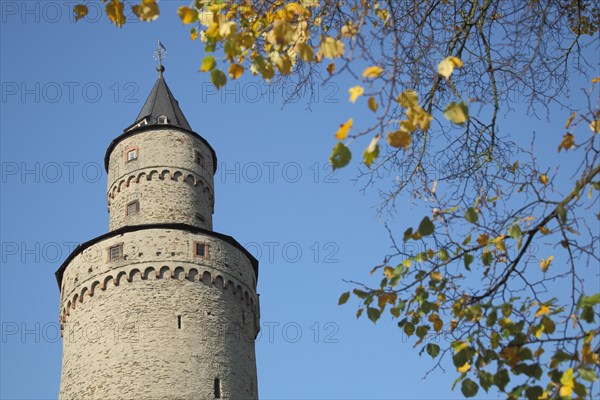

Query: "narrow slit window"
<box><xmin>195</xmin><ymin>242</ymin><xmax>207</xmax><ymax>258</ymax></box>
<box><xmin>195</xmin><ymin>151</ymin><xmax>204</xmax><ymax>168</ymax></box>
<box><xmin>108</xmin><ymin>244</ymin><xmax>122</xmax><ymax>261</ymax></box>
<box><xmin>195</xmin><ymin>213</ymin><xmax>206</xmax><ymax>223</ymax></box>
<box><xmin>126</xmin><ymin>200</ymin><xmax>139</xmax><ymax>216</ymax></box>
<box><xmin>177</xmin><ymin>315</ymin><xmax>182</xmax><ymax>329</ymax></box>
<box><xmin>214</xmin><ymin>378</ymin><xmax>221</xmax><ymax>399</ymax></box>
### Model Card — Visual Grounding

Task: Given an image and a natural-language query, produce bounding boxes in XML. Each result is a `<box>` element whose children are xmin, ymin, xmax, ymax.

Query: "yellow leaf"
<box><xmin>558</xmin><ymin>133</ymin><xmax>574</xmax><ymax>152</ymax></box>
<box><xmin>295</xmin><ymin>43</ymin><xmax>314</xmax><ymax>62</ymax></box>
<box><xmin>335</xmin><ymin>118</ymin><xmax>353</xmax><ymax>140</ymax></box>
<box><xmin>274</xmin><ymin>53</ymin><xmax>293</xmax><ymax>75</ymax></box>
<box><xmin>73</xmin><ymin>4</ymin><xmax>88</xmax><ymax>21</ymax></box>
<box><xmin>363</xmin><ymin>135</ymin><xmax>380</xmax><ymax>168</ymax></box>
<box><xmin>437</xmin><ymin>56</ymin><xmax>463</xmax><ymax>79</ymax></box>
<box><xmin>219</xmin><ymin>21</ymin><xmax>237</xmax><ymax>38</ymax></box>
<box><xmin>590</xmin><ymin>120</ymin><xmax>600</xmax><ymax>133</ymax></box>
<box><xmin>565</xmin><ymin>112</ymin><xmax>577</xmax><ymax>129</ymax></box>
<box><xmin>592</xmin><ymin>77</ymin><xmax>600</xmax><ymax>83</ymax></box>
<box><xmin>383</xmin><ymin>266</ymin><xmax>394</xmax><ymax>279</ymax></box>
<box><xmin>320</xmin><ymin>37</ymin><xmax>345</xmax><ymax>59</ymax></box>
<box><xmin>444</xmin><ymin>101</ymin><xmax>469</xmax><ymax>125</ymax></box>
<box><xmin>200</xmin><ymin>56</ymin><xmax>216</xmax><ymax>72</ymax></box>
<box><xmin>190</xmin><ymin>28</ymin><xmax>198</xmax><ymax>41</ymax></box>
<box><xmin>540</xmin><ymin>256</ymin><xmax>553</xmax><ymax>273</ymax></box>
<box><xmin>430</xmin><ymin>271</ymin><xmax>442</xmax><ymax>281</ymax></box>
<box><xmin>106</xmin><ymin>0</ymin><xmax>126</xmax><ymax>27</ymax></box>
<box><xmin>540</xmin><ymin>226</ymin><xmax>551</xmax><ymax>235</ymax></box>
<box><xmin>177</xmin><ymin>6</ymin><xmax>197</xmax><ymax>24</ymax></box>
<box><xmin>326</xmin><ymin>63</ymin><xmax>335</xmax><ymax>75</ymax></box>
<box><xmin>362</xmin><ymin>66</ymin><xmax>383</xmax><ymax>78</ymax></box>
<box><xmin>387</xmin><ymin>130</ymin><xmax>411</xmax><ymax>149</ymax></box>
<box><xmin>348</xmin><ymin>86</ymin><xmax>364</xmax><ymax>103</ymax></box>
<box><xmin>457</xmin><ymin>362</ymin><xmax>471</xmax><ymax>373</ymax></box>
<box><xmin>534</xmin><ymin>324</ymin><xmax>544</xmax><ymax>338</ymax></box>
<box><xmin>397</xmin><ymin>90</ymin><xmax>418</xmax><ymax>108</ymax></box>
<box><xmin>535</xmin><ymin>305</ymin><xmax>551</xmax><ymax>317</ymax></box>
<box><xmin>539</xmin><ymin>173</ymin><xmax>548</xmax><ymax>185</ymax></box>
<box><xmin>132</xmin><ymin>0</ymin><xmax>159</xmax><ymax>21</ymax></box>
<box><xmin>559</xmin><ymin>368</ymin><xmax>574</xmax><ymax>397</ymax></box>
<box><xmin>228</xmin><ymin>63</ymin><xmax>244</xmax><ymax>79</ymax></box>
<box><xmin>205</xmin><ymin>22</ymin><xmax>220</xmax><ymax>39</ymax></box>
<box><xmin>368</xmin><ymin>97</ymin><xmax>378</xmax><ymax>112</ymax></box>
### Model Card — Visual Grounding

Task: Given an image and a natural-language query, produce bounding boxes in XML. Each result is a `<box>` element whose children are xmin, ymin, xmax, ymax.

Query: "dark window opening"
<box><xmin>177</xmin><ymin>315</ymin><xmax>182</xmax><ymax>329</ymax></box>
<box><xmin>195</xmin><ymin>242</ymin><xmax>206</xmax><ymax>257</ymax></box>
<box><xmin>214</xmin><ymin>378</ymin><xmax>221</xmax><ymax>399</ymax></box>
<box><xmin>195</xmin><ymin>151</ymin><xmax>204</xmax><ymax>168</ymax></box>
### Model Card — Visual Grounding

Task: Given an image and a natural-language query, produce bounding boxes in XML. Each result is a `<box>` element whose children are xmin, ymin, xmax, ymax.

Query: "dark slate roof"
<box><xmin>131</xmin><ymin>65</ymin><xmax>192</xmax><ymax>131</ymax></box>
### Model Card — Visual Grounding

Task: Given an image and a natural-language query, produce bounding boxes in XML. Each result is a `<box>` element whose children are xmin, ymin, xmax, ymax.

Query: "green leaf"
<box><xmin>580</xmin><ymin>293</ymin><xmax>600</xmax><ymax>306</ymax></box>
<box><xmin>367</xmin><ymin>307</ymin><xmax>381</xmax><ymax>323</ymax></box>
<box><xmin>210</xmin><ymin>69</ymin><xmax>227</xmax><ymax>89</ymax></box>
<box><xmin>464</xmin><ymin>254</ymin><xmax>474</xmax><ymax>270</ymax></box>
<box><xmin>338</xmin><ymin>291</ymin><xmax>350</xmax><ymax>305</ymax></box>
<box><xmin>581</xmin><ymin>305</ymin><xmax>595</xmax><ymax>323</ymax></box>
<box><xmin>508</xmin><ymin>224</ymin><xmax>522</xmax><ymax>240</ymax></box>
<box><xmin>579</xmin><ymin>368</ymin><xmax>598</xmax><ymax>382</ymax></box>
<box><xmin>200</xmin><ymin>56</ymin><xmax>216</xmax><ymax>72</ymax></box>
<box><xmin>426</xmin><ymin>343</ymin><xmax>440</xmax><ymax>358</ymax></box>
<box><xmin>403</xmin><ymin>321</ymin><xmax>415</xmax><ymax>336</ymax></box>
<box><xmin>465</xmin><ymin>207</ymin><xmax>478</xmax><ymax>223</ymax></box>
<box><xmin>437</xmin><ymin>248</ymin><xmax>449</xmax><ymax>261</ymax></box>
<box><xmin>478</xmin><ymin>370</ymin><xmax>494</xmax><ymax>392</ymax></box>
<box><xmin>525</xmin><ymin>386</ymin><xmax>543</xmax><ymax>400</ymax></box>
<box><xmin>363</xmin><ymin>141</ymin><xmax>379</xmax><ymax>168</ymax></box>
<box><xmin>461</xmin><ymin>378</ymin><xmax>479</xmax><ymax>397</ymax></box>
<box><xmin>416</xmin><ymin>325</ymin><xmax>429</xmax><ymax>338</ymax></box>
<box><xmin>481</xmin><ymin>251</ymin><xmax>493</xmax><ymax>266</ymax></box>
<box><xmin>329</xmin><ymin>142</ymin><xmax>352</xmax><ymax>170</ymax></box>
<box><xmin>494</xmin><ymin>369</ymin><xmax>509</xmax><ymax>391</ymax></box>
<box><xmin>418</xmin><ymin>216</ymin><xmax>435</xmax><ymax>236</ymax></box>
<box><xmin>556</xmin><ymin>204</ymin><xmax>567</xmax><ymax>224</ymax></box>
<box><xmin>403</xmin><ymin>227</ymin><xmax>414</xmax><ymax>242</ymax></box>
<box><xmin>444</xmin><ymin>101</ymin><xmax>469</xmax><ymax>125</ymax></box>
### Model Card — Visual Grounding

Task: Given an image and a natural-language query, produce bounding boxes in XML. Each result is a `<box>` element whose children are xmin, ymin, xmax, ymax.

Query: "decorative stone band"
<box><xmin>107</xmin><ymin>167</ymin><xmax>214</xmax><ymax>207</ymax></box>
<box><xmin>59</xmin><ymin>264</ymin><xmax>260</xmax><ymax>338</ymax></box>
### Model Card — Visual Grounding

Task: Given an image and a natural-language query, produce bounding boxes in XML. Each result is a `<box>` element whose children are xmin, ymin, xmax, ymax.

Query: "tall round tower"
<box><xmin>56</xmin><ymin>63</ymin><xmax>260</xmax><ymax>399</ymax></box>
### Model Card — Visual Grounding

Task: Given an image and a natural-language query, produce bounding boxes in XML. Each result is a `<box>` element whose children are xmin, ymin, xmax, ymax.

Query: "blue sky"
<box><xmin>1</xmin><ymin>1</ymin><xmax>598</xmax><ymax>399</ymax></box>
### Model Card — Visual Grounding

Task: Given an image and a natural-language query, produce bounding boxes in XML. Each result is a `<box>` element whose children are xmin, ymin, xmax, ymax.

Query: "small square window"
<box><xmin>195</xmin><ymin>242</ymin><xmax>207</xmax><ymax>257</ymax></box>
<box><xmin>127</xmin><ymin>200</ymin><xmax>139</xmax><ymax>216</ymax></box>
<box><xmin>109</xmin><ymin>244</ymin><xmax>122</xmax><ymax>261</ymax></box>
<box><xmin>158</xmin><ymin>115</ymin><xmax>168</xmax><ymax>124</ymax></box>
<box><xmin>125</xmin><ymin>147</ymin><xmax>138</xmax><ymax>162</ymax></box>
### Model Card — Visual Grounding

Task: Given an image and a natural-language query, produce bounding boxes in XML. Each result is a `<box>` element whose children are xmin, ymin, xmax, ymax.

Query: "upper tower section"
<box><xmin>105</xmin><ymin>64</ymin><xmax>217</xmax><ymax>232</ymax></box>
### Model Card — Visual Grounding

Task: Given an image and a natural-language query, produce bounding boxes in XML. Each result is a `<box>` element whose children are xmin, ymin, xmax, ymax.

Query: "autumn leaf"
<box><xmin>363</xmin><ymin>136</ymin><xmax>380</xmax><ymax>168</ymax></box>
<box><xmin>362</xmin><ymin>66</ymin><xmax>383</xmax><ymax>78</ymax></box>
<box><xmin>539</xmin><ymin>173</ymin><xmax>548</xmax><ymax>185</ymax></box>
<box><xmin>326</xmin><ymin>63</ymin><xmax>335</xmax><ymax>75</ymax></box>
<box><xmin>132</xmin><ymin>0</ymin><xmax>159</xmax><ymax>22</ymax></box>
<box><xmin>178</xmin><ymin>6</ymin><xmax>197</xmax><ymax>24</ymax></box>
<box><xmin>200</xmin><ymin>56</ymin><xmax>216</xmax><ymax>72</ymax></box>
<box><xmin>565</xmin><ymin>112</ymin><xmax>577</xmax><ymax>129</ymax></box>
<box><xmin>444</xmin><ymin>101</ymin><xmax>469</xmax><ymax>125</ymax></box>
<box><xmin>368</xmin><ymin>97</ymin><xmax>378</xmax><ymax>112</ymax></box>
<box><xmin>73</xmin><ymin>4</ymin><xmax>88</xmax><ymax>21</ymax></box>
<box><xmin>437</xmin><ymin>56</ymin><xmax>463</xmax><ymax>79</ymax></box>
<box><xmin>397</xmin><ymin>90</ymin><xmax>419</xmax><ymax>108</ymax></box>
<box><xmin>210</xmin><ymin>69</ymin><xmax>227</xmax><ymax>89</ymax></box>
<box><xmin>338</xmin><ymin>291</ymin><xmax>350</xmax><ymax>305</ymax></box>
<box><xmin>106</xmin><ymin>0</ymin><xmax>126</xmax><ymax>27</ymax></box>
<box><xmin>335</xmin><ymin>118</ymin><xmax>353</xmax><ymax>140</ymax></box>
<box><xmin>296</xmin><ymin>43</ymin><xmax>314</xmax><ymax>62</ymax></box>
<box><xmin>320</xmin><ymin>37</ymin><xmax>345</xmax><ymax>59</ymax></box>
<box><xmin>540</xmin><ymin>256</ymin><xmax>553</xmax><ymax>272</ymax></box>
<box><xmin>558</xmin><ymin>133</ymin><xmax>574</xmax><ymax>152</ymax></box>
<box><xmin>590</xmin><ymin>120</ymin><xmax>600</xmax><ymax>133</ymax></box>
<box><xmin>387</xmin><ymin>130</ymin><xmax>411</xmax><ymax>149</ymax></box>
<box><xmin>559</xmin><ymin>368</ymin><xmax>574</xmax><ymax>397</ymax></box>
<box><xmin>348</xmin><ymin>86</ymin><xmax>364</xmax><ymax>103</ymax></box>
<box><xmin>228</xmin><ymin>63</ymin><xmax>244</xmax><ymax>79</ymax></box>
<box><xmin>535</xmin><ymin>304</ymin><xmax>551</xmax><ymax>317</ymax></box>
<box><xmin>457</xmin><ymin>361</ymin><xmax>471</xmax><ymax>373</ymax></box>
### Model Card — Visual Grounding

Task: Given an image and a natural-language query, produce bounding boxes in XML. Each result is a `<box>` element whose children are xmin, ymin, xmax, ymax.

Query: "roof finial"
<box><xmin>154</xmin><ymin>39</ymin><xmax>167</xmax><ymax>76</ymax></box>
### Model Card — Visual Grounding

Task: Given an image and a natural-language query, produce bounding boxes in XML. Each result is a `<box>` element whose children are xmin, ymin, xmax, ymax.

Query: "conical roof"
<box><xmin>131</xmin><ymin>65</ymin><xmax>192</xmax><ymax>131</ymax></box>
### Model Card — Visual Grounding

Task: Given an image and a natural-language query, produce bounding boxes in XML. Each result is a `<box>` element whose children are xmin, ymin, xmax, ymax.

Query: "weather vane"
<box><xmin>154</xmin><ymin>39</ymin><xmax>167</xmax><ymax>67</ymax></box>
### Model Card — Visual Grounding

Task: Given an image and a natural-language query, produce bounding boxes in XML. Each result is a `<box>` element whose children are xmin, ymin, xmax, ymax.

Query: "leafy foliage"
<box><xmin>74</xmin><ymin>0</ymin><xmax>600</xmax><ymax>397</ymax></box>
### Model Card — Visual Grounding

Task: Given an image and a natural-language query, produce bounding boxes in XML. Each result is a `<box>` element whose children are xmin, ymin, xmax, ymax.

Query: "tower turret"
<box><xmin>56</xmin><ymin>59</ymin><xmax>260</xmax><ymax>400</ymax></box>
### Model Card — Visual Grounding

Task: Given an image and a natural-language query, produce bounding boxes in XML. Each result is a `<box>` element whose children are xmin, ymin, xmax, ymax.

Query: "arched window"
<box><xmin>157</xmin><ymin>115</ymin><xmax>168</xmax><ymax>124</ymax></box>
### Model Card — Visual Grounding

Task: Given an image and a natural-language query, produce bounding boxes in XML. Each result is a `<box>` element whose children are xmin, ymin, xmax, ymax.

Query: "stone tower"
<box><xmin>56</xmin><ymin>62</ymin><xmax>260</xmax><ymax>399</ymax></box>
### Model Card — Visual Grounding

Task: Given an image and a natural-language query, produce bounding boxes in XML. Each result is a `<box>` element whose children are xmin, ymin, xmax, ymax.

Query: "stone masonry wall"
<box><xmin>106</xmin><ymin>128</ymin><xmax>215</xmax><ymax>231</ymax></box>
<box><xmin>58</xmin><ymin>228</ymin><xmax>259</xmax><ymax>400</ymax></box>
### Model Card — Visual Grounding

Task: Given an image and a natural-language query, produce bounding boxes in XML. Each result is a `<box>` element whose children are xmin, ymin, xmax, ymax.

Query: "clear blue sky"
<box><xmin>0</xmin><ymin>2</ymin><xmax>597</xmax><ymax>399</ymax></box>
